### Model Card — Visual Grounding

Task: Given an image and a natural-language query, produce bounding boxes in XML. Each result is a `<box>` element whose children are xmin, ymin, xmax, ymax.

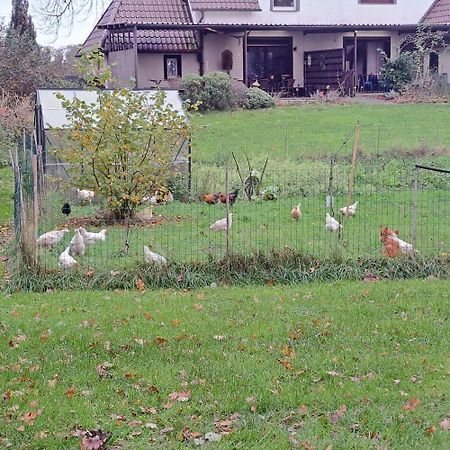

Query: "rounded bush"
<box><xmin>244</xmin><ymin>87</ymin><xmax>275</xmax><ymax>110</ymax></box>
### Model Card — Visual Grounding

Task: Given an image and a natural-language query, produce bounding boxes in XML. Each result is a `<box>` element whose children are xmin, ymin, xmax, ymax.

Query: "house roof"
<box><xmin>80</xmin><ymin>0</ymin><xmax>198</xmax><ymax>54</ymax></box>
<box><xmin>422</xmin><ymin>0</ymin><xmax>450</xmax><ymax>24</ymax></box>
<box><xmin>189</xmin><ymin>0</ymin><xmax>260</xmax><ymax>11</ymax></box>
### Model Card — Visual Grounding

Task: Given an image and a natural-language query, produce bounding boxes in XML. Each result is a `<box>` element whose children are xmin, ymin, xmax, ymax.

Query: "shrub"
<box><xmin>380</xmin><ymin>52</ymin><xmax>415</xmax><ymax>93</ymax></box>
<box><xmin>244</xmin><ymin>87</ymin><xmax>275</xmax><ymax>109</ymax></box>
<box><xmin>181</xmin><ymin>72</ymin><xmax>237</xmax><ymax>111</ymax></box>
<box><xmin>179</xmin><ymin>74</ymin><xmax>203</xmax><ymax>107</ymax></box>
<box><xmin>230</xmin><ymin>79</ymin><xmax>248</xmax><ymax>108</ymax></box>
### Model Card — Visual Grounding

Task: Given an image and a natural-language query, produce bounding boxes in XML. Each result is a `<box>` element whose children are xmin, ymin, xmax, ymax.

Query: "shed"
<box><xmin>35</xmin><ymin>89</ymin><xmax>190</xmax><ymax>179</ymax></box>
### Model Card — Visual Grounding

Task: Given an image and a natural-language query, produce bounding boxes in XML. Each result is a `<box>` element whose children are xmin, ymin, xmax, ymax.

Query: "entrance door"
<box><xmin>247</xmin><ymin>37</ymin><xmax>293</xmax><ymax>87</ymax></box>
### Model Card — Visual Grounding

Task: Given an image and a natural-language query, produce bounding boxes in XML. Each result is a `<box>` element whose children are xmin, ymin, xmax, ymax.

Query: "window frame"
<box><xmin>164</xmin><ymin>55</ymin><xmax>182</xmax><ymax>80</ymax></box>
<box><xmin>358</xmin><ymin>0</ymin><xmax>396</xmax><ymax>4</ymax></box>
<box><xmin>270</xmin><ymin>0</ymin><xmax>299</xmax><ymax>12</ymax></box>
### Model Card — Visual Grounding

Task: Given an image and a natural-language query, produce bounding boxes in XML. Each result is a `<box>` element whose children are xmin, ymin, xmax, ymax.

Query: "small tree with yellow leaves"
<box><xmin>56</xmin><ymin>52</ymin><xmax>189</xmax><ymax>220</ymax></box>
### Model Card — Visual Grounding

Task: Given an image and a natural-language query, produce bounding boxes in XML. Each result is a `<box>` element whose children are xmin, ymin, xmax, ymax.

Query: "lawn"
<box><xmin>1</xmin><ymin>280</ymin><xmax>449</xmax><ymax>449</ymax></box>
<box><xmin>191</xmin><ymin>103</ymin><xmax>450</xmax><ymax>165</ymax></box>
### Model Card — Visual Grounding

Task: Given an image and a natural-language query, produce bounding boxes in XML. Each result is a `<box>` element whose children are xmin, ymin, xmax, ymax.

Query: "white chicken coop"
<box><xmin>35</xmin><ymin>88</ymin><xmax>191</xmax><ymax>180</ymax></box>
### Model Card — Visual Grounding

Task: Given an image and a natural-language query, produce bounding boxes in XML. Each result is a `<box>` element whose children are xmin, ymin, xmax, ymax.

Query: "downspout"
<box><xmin>353</xmin><ymin>30</ymin><xmax>358</xmax><ymax>97</ymax></box>
<box><xmin>243</xmin><ymin>30</ymin><xmax>248</xmax><ymax>85</ymax></box>
<box><xmin>197</xmin><ymin>11</ymin><xmax>205</xmax><ymax>76</ymax></box>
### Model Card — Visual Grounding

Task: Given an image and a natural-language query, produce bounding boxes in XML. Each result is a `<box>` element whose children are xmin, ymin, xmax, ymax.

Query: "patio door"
<box><xmin>247</xmin><ymin>37</ymin><xmax>293</xmax><ymax>86</ymax></box>
<box><xmin>344</xmin><ymin>37</ymin><xmax>390</xmax><ymax>77</ymax></box>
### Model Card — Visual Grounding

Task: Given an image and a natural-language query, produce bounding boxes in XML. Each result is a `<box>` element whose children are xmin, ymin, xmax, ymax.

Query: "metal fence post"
<box><xmin>225</xmin><ymin>162</ymin><xmax>231</xmax><ymax>261</ymax></box>
<box><xmin>412</xmin><ymin>161</ymin><xmax>419</xmax><ymax>250</ymax></box>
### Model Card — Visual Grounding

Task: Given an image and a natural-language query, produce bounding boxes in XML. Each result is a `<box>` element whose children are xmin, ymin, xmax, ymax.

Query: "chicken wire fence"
<box><xmin>32</xmin><ymin>158</ymin><xmax>449</xmax><ymax>271</ymax></box>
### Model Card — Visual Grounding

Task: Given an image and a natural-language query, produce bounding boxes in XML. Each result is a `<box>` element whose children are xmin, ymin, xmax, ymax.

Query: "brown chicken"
<box><xmin>291</xmin><ymin>204</ymin><xmax>301</xmax><ymax>221</ymax></box>
<box><xmin>201</xmin><ymin>193</ymin><xmax>219</xmax><ymax>204</ymax></box>
<box><xmin>219</xmin><ymin>189</ymin><xmax>239</xmax><ymax>206</ymax></box>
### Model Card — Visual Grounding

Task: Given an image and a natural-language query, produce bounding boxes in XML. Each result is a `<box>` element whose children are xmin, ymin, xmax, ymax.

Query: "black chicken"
<box><xmin>61</xmin><ymin>203</ymin><xmax>71</xmax><ymax>217</ymax></box>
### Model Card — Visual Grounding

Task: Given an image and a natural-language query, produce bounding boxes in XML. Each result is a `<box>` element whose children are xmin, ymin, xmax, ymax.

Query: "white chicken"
<box><xmin>37</xmin><ymin>229</ymin><xmax>69</xmax><ymax>248</ymax></box>
<box><xmin>325</xmin><ymin>213</ymin><xmax>343</xmax><ymax>232</ymax></box>
<box><xmin>389</xmin><ymin>231</ymin><xmax>416</xmax><ymax>256</ymax></box>
<box><xmin>69</xmin><ymin>228</ymin><xmax>85</xmax><ymax>256</ymax></box>
<box><xmin>79</xmin><ymin>227</ymin><xmax>107</xmax><ymax>244</ymax></box>
<box><xmin>76</xmin><ymin>189</ymin><xmax>95</xmax><ymax>204</ymax></box>
<box><xmin>339</xmin><ymin>201</ymin><xmax>358</xmax><ymax>217</ymax></box>
<box><xmin>58</xmin><ymin>246</ymin><xmax>77</xmax><ymax>269</ymax></box>
<box><xmin>145</xmin><ymin>190</ymin><xmax>174</xmax><ymax>205</ymax></box>
<box><xmin>210</xmin><ymin>213</ymin><xmax>233</xmax><ymax>232</ymax></box>
<box><xmin>143</xmin><ymin>245</ymin><xmax>167</xmax><ymax>265</ymax></box>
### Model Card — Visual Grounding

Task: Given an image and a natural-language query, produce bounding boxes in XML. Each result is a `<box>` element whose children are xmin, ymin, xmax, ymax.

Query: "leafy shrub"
<box><xmin>181</xmin><ymin>72</ymin><xmax>237</xmax><ymax>111</ymax></box>
<box><xmin>380</xmin><ymin>52</ymin><xmax>415</xmax><ymax>93</ymax></box>
<box><xmin>231</xmin><ymin>79</ymin><xmax>248</xmax><ymax>108</ymax></box>
<box><xmin>179</xmin><ymin>74</ymin><xmax>203</xmax><ymax>107</ymax></box>
<box><xmin>244</xmin><ymin>87</ymin><xmax>275</xmax><ymax>109</ymax></box>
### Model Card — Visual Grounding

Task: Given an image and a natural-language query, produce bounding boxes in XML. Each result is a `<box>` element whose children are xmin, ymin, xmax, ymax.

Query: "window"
<box><xmin>164</xmin><ymin>55</ymin><xmax>182</xmax><ymax>79</ymax></box>
<box><xmin>359</xmin><ymin>0</ymin><xmax>395</xmax><ymax>3</ymax></box>
<box><xmin>271</xmin><ymin>0</ymin><xmax>299</xmax><ymax>11</ymax></box>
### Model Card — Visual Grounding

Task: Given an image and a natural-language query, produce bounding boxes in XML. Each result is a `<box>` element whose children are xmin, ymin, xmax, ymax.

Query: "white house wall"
<box><xmin>203</xmin><ymin>33</ymin><xmax>244</xmax><ymax>80</ymax></box>
<box><xmin>199</xmin><ymin>0</ymin><xmax>434</xmax><ymax>26</ymax></box>
<box><xmin>137</xmin><ymin>53</ymin><xmax>199</xmax><ymax>88</ymax></box>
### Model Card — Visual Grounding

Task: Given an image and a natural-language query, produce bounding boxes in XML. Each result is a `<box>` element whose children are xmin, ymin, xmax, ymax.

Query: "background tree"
<box><xmin>55</xmin><ymin>52</ymin><xmax>190</xmax><ymax>221</ymax></box>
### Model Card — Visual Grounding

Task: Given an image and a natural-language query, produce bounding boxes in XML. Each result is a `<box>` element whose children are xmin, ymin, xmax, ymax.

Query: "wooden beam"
<box><xmin>243</xmin><ymin>31</ymin><xmax>248</xmax><ymax>85</ymax></box>
<box><xmin>133</xmin><ymin>26</ymin><xmax>139</xmax><ymax>88</ymax></box>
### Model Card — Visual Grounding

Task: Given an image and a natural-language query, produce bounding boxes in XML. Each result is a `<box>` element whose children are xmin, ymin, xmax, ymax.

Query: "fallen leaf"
<box><xmin>80</xmin><ymin>429</ymin><xmax>111</xmax><ymax>450</ymax></box>
<box><xmin>144</xmin><ymin>312</ymin><xmax>153</xmax><ymax>321</ymax></box>
<box><xmin>125</xmin><ymin>372</ymin><xmax>137</xmax><ymax>380</ymax></box>
<box><xmin>66</xmin><ymin>387</ymin><xmax>76</xmax><ymax>400</ymax></box>
<box><xmin>425</xmin><ymin>425</ymin><xmax>436</xmax><ymax>434</ymax></box>
<box><xmin>403</xmin><ymin>398</ymin><xmax>421</xmax><ymax>411</ymax></box>
<box><xmin>299</xmin><ymin>404</ymin><xmax>308</xmax><ymax>415</ymax></box>
<box><xmin>326</xmin><ymin>371</ymin><xmax>341</xmax><ymax>377</ymax></box>
<box><xmin>194</xmin><ymin>303</ymin><xmax>203</xmax><ymax>311</ymax></box>
<box><xmin>135</xmin><ymin>279</ymin><xmax>145</xmax><ymax>291</ymax></box>
<box><xmin>96</xmin><ymin>362</ymin><xmax>112</xmax><ymax>379</ymax></box>
<box><xmin>439</xmin><ymin>417</ymin><xmax>450</xmax><ymax>430</ymax></box>
<box><xmin>213</xmin><ymin>335</ymin><xmax>225</xmax><ymax>341</ymax></box>
<box><xmin>329</xmin><ymin>404</ymin><xmax>347</xmax><ymax>424</ymax></box>
<box><xmin>170</xmin><ymin>319</ymin><xmax>181</xmax><ymax>327</ymax></box>
<box><xmin>155</xmin><ymin>336</ymin><xmax>167</xmax><ymax>346</ymax></box>
<box><xmin>21</xmin><ymin>412</ymin><xmax>37</xmax><ymax>424</ymax></box>
<box><xmin>279</xmin><ymin>359</ymin><xmax>292</xmax><ymax>371</ymax></box>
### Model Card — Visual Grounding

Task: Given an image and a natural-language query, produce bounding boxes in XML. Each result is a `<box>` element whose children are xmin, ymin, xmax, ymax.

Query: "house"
<box><xmin>80</xmin><ymin>0</ymin><xmax>450</xmax><ymax>94</ymax></box>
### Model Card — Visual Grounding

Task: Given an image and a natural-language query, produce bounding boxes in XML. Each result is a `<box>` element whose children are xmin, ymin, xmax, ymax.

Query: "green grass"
<box><xmin>37</xmin><ymin>188</ymin><xmax>449</xmax><ymax>270</ymax></box>
<box><xmin>191</xmin><ymin>104</ymin><xmax>450</xmax><ymax>165</ymax></box>
<box><xmin>1</xmin><ymin>280</ymin><xmax>449</xmax><ymax>449</ymax></box>
<box><xmin>0</xmin><ymin>166</ymin><xmax>13</xmax><ymax>225</ymax></box>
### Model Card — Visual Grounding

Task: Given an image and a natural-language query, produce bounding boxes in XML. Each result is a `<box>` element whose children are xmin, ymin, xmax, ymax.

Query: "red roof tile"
<box><xmin>81</xmin><ymin>0</ymin><xmax>198</xmax><ymax>53</ymax></box>
<box><xmin>422</xmin><ymin>0</ymin><xmax>450</xmax><ymax>24</ymax></box>
<box><xmin>189</xmin><ymin>0</ymin><xmax>260</xmax><ymax>11</ymax></box>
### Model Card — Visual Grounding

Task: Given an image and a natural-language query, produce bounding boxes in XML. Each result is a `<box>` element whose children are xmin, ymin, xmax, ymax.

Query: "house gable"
<box><xmin>422</xmin><ymin>0</ymin><xmax>450</xmax><ymax>24</ymax></box>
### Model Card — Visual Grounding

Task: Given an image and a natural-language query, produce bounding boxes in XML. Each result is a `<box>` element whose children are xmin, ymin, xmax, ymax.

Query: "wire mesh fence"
<box><xmin>34</xmin><ymin>161</ymin><xmax>449</xmax><ymax>271</ymax></box>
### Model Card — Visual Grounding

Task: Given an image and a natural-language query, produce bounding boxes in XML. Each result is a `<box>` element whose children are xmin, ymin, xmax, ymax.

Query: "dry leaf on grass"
<box><xmin>403</xmin><ymin>398</ymin><xmax>421</xmax><ymax>411</ymax></box>
<box><xmin>439</xmin><ymin>417</ymin><xmax>450</xmax><ymax>430</ymax></box>
<box><xmin>329</xmin><ymin>405</ymin><xmax>347</xmax><ymax>424</ymax></box>
<box><xmin>80</xmin><ymin>429</ymin><xmax>111</xmax><ymax>450</ymax></box>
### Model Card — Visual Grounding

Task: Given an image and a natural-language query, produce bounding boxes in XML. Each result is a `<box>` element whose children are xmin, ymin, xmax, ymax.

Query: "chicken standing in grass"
<box><xmin>76</xmin><ymin>189</ymin><xmax>95</xmax><ymax>205</ymax></box>
<box><xmin>61</xmin><ymin>203</ymin><xmax>71</xmax><ymax>217</ymax></box>
<box><xmin>380</xmin><ymin>227</ymin><xmax>416</xmax><ymax>257</ymax></box>
<box><xmin>219</xmin><ymin>189</ymin><xmax>239</xmax><ymax>206</ymax></box>
<box><xmin>339</xmin><ymin>201</ymin><xmax>358</xmax><ymax>217</ymax></box>
<box><xmin>291</xmin><ymin>204</ymin><xmax>301</xmax><ymax>221</ymax></box>
<box><xmin>325</xmin><ymin>213</ymin><xmax>342</xmax><ymax>232</ymax></box>
<box><xmin>143</xmin><ymin>245</ymin><xmax>167</xmax><ymax>265</ymax></box>
<box><xmin>58</xmin><ymin>246</ymin><xmax>77</xmax><ymax>268</ymax></box>
<box><xmin>69</xmin><ymin>228</ymin><xmax>85</xmax><ymax>256</ymax></box>
<box><xmin>37</xmin><ymin>229</ymin><xmax>69</xmax><ymax>249</ymax></box>
<box><xmin>79</xmin><ymin>227</ymin><xmax>107</xmax><ymax>244</ymax></box>
<box><xmin>210</xmin><ymin>213</ymin><xmax>233</xmax><ymax>231</ymax></box>
<box><xmin>201</xmin><ymin>193</ymin><xmax>219</xmax><ymax>205</ymax></box>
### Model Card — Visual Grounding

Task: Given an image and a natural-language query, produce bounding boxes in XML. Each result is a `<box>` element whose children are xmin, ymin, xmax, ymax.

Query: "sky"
<box><xmin>0</xmin><ymin>0</ymin><xmax>104</xmax><ymax>48</ymax></box>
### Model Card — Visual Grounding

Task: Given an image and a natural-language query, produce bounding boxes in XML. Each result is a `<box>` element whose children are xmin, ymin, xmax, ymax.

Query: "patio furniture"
<box><xmin>279</xmin><ymin>78</ymin><xmax>295</xmax><ymax>97</ymax></box>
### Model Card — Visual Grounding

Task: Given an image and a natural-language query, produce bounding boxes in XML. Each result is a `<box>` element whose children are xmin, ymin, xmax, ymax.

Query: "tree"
<box><xmin>7</xmin><ymin>0</ymin><xmax>37</xmax><ymax>42</ymax></box>
<box><xmin>55</xmin><ymin>52</ymin><xmax>190</xmax><ymax>221</ymax></box>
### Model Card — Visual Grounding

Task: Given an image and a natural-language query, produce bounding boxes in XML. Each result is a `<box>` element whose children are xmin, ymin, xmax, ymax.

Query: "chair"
<box><xmin>280</xmin><ymin>78</ymin><xmax>295</xmax><ymax>97</ymax></box>
<box><xmin>259</xmin><ymin>79</ymin><xmax>271</xmax><ymax>93</ymax></box>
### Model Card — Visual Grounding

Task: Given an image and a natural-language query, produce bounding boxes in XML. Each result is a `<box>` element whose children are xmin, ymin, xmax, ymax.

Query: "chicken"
<box><xmin>291</xmin><ymin>204</ymin><xmax>301</xmax><ymax>221</ymax></box>
<box><xmin>340</xmin><ymin>201</ymin><xmax>358</xmax><ymax>217</ymax></box>
<box><xmin>210</xmin><ymin>213</ymin><xmax>233</xmax><ymax>232</ymax></box>
<box><xmin>58</xmin><ymin>246</ymin><xmax>77</xmax><ymax>269</ymax></box>
<box><xmin>143</xmin><ymin>245</ymin><xmax>167</xmax><ymax>265</ymax></box>
<box><xmin>201</xmin><ymin>193</ymin><xmax>219</xmax><ymax>205</ymax></box>
<box><xmin>145</xmin><ymin>189</ymin><xmax>174</xmax><ymax>205</ymax></box>
<box><xmin>76</xmin><ymin>189</ymin><xmax>95</xmax><ymax>204</ymax></box>
<box><xmin>325</xmin><ymin>213</ymin><xmax>342</xmax><ymax>232</ymax></box>
<box><xmin>61</xmin><ymin>203</ymin><xmax>71</xmax><ymax>217</ymax></box>
<box><xmin>37</xmin><ymin>229</ymin><xmax>69</xmax><ymax>248</ymax></box>
<box><xmin>79</xmin><ymin>227</ymin><xmax>107</xmax><ymax>244</ymax></box>
<box><xmin>219</xmin><ymin>189</ymin><xmax>239</xmax><ymax>206</ymax></box>
<box><xmin>69</xmin><ymin>228</ymin><xmax>85</xmax><ymax>256</ymax></box>
<box><xmin>380</xmin><ymin>227</ymin><xmax>416</xmax><ymax>257</ymax></box>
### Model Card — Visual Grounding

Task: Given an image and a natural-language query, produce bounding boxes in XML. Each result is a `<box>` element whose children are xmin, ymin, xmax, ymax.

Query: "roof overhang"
<box><xmin>97</xmin><ymin>22</ymin><xmax>450</xmax><ymax>33</ymax></box>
